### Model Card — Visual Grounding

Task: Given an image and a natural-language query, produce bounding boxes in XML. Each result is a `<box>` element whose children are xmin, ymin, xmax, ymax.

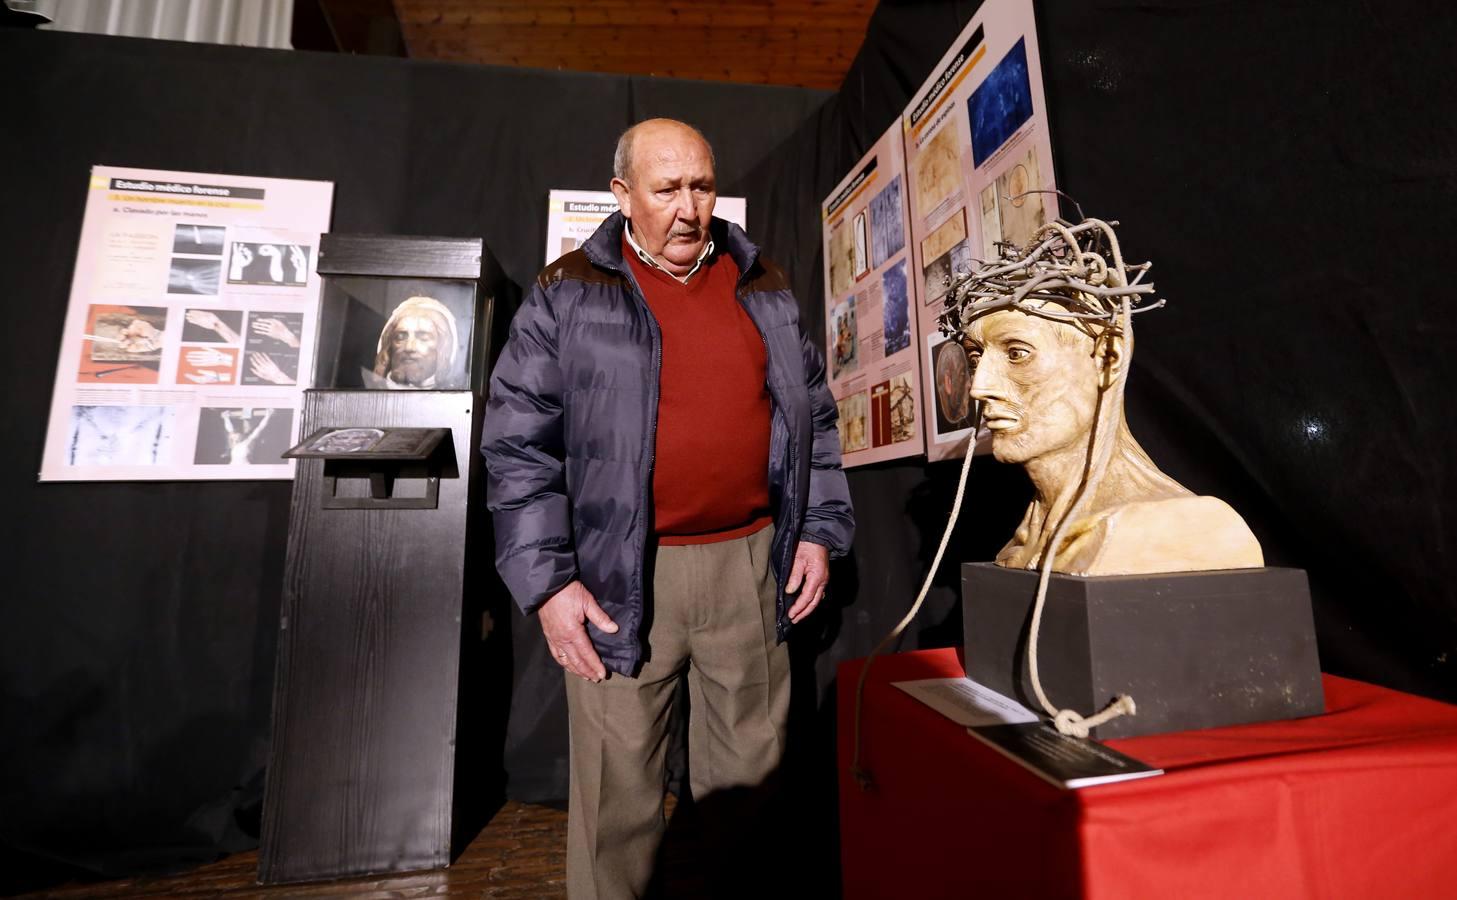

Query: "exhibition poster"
<box><xmin>39</xmin><ymin>166</ymin><xmax>334</xmax><ymax>481</ymax></box>
<box><xmin>902</xmin><ymin>0</ymin><xmax>1058</xmax><ymax>461</ymax></box>
<box><xmin>544</xmin><ymin>189</ymin><xmax>747</xmax><ymax>265</ymax></box>
<box><xmin>820</xmin><ymin>121</ymin><xmax>926</xmax><ymax>467</ymax></box>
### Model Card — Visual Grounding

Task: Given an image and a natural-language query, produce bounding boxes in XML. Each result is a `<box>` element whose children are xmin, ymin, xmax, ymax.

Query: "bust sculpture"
<box><xmin>941</xmin><ymin>217</ymin><xmax>1262</xmax><ymax>576</ymax></box>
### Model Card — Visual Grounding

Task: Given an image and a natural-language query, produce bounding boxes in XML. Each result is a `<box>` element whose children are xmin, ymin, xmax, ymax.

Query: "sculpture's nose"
<box><xmin>968</xmin><ymin>350</ymin><xmax>1007</xmax><ymax>402</ymax></box>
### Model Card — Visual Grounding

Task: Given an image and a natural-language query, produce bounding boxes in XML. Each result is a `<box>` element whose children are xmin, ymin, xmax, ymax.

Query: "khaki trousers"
<box><xmin>564</xmin><ymin>525</ymin><xmax>789</xmax><ymax>900</ymax></box>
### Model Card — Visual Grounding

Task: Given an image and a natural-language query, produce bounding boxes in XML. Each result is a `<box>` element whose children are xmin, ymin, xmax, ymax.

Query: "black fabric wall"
<box><xmin>4</xmin><ymin>0</ymin><xmax>1457</xmax><ymax>892</ymax></box>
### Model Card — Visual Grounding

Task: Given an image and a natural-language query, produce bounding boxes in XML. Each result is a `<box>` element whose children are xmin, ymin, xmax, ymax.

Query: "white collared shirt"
<box><xmin>624</xmin><ymin>221</ymin><xmax>714</xmax><ymax>284</ymax></box>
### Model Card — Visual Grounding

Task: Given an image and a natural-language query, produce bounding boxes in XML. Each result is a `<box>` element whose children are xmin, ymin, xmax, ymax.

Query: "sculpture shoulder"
<box><xmin>1067</xmin><ymin>495</ymin><xmax>1264</xmax><ymax>576</ymax></box>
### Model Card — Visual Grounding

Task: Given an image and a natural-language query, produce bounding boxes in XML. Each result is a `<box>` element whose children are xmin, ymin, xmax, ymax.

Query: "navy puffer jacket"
<box><xmin>482</xmin><ymin>212</ymin><xmax>854</xmax><ymax>676</ymax></box>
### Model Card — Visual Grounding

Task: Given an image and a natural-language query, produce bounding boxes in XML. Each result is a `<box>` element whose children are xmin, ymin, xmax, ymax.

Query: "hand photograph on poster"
<box><xmin>172</xmin><ymin>224</ymin><xmax>226</xmax><ymax>256</ymax></box>
<box><xmin>242</xmin><ymin>311</ymin><xmax>303</xmax><ymax>386</ymax></box>
<box><xmin>882</xmin><ymin>259</ymin><xmax>911</xmax><ymax>356</ymax></box>
<box><xmin>228</xmin><ymin>242</ymin><xmax>311</xmax><ymax>287</ymax></box>
<box><xmin>968</xmin><ymin>37</ymin><xmax>1034</xmax><ymax>168</ymax></box>
<box><xmin>167</xmin><ymin>257</ymin><xmax>221</xmax><ymax>295</ymax></box>
<box><xmin>314</xmin><ymin>277</ymin><xmax>477</xmax><ymax>390</ymax></box>
<box><xmin>182</xmin><ymin>308</ymin><xmax>243</xmax><ymax>344</ymax></box>
<box><xmin>193</xmin><ymin>407</ymin><xmax>294</xmax><ymax>465</ymax></box>
<box><xmin>868</xmin><ymin>174</ymin><xmax>906</xmax><ymax>269</ymax></box>
<box><xmin>78</xmin><ymin>304</ymin><xmax>167</xmax><ymax>384</ymax></box>
<box><xmin>67</xmin><ymin>405</ymin><xmax>176</xmax><ymax>466</ymax></box>
<box><xmin>829</xmin><ymin>295</ymin><xmax>859</xmax><ymax>379</ymax></box>
<box><xmin>176</xmin><ymin>344</ymin><xmax>239</xmax><ymax>385</ymax></box>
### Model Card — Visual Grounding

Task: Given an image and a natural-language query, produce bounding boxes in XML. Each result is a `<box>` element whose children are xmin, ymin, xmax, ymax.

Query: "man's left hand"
<box><xmin>785</xmin><ymin>540</ymin><xmax>830</xmax><ymax>624</ymax></box>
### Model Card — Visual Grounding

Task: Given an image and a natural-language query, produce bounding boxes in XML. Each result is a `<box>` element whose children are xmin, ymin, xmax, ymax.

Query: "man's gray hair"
<box><xmin>613</xmin><ymin>119</ymin><xmax>716</xmax><ymax>183</ymax></box>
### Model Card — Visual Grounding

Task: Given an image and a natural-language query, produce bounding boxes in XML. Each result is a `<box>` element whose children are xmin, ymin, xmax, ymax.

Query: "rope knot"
<box><xmin>1053</xmin><ymin>710</ymin><xmax>1090</xmax><ymax>738</ymax></box>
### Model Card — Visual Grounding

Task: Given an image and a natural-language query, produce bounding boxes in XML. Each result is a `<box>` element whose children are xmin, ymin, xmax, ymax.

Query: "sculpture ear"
<box><xmin>1096</xmin><ymin>330</ymin><xmax>1126</xmax><ymax>389</ymax></box>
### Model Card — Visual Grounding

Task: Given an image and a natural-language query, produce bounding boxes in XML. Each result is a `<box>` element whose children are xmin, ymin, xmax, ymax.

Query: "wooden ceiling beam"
<box><xmin>391</xmin><ymin>0</ymin><xmax>874</xmax><ymax>88</ymax></box>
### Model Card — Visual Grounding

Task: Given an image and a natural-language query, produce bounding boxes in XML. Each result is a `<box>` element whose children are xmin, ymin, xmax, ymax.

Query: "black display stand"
<box><xmin>962</xmin><ymin>563</ymin><xmax>1324</xmax><ymax>740</ymax></box>
<box><xmin>258</xmin><ymin>236</ymin><xmax>498</xmax><ymax>884</ymax></box>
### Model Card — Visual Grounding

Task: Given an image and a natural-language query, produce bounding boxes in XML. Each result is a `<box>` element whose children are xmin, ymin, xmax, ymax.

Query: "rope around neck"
<box><xmin>1022</xmin><ymin>295</ymin><xmax>1137</xmax><ymax>738</ymax></box>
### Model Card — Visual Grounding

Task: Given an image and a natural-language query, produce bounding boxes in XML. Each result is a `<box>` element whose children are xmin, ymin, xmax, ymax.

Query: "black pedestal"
<box><xmin>962</xmin><ymin>563</ymin><xmax>1323</xmax><ymax>739</ymax></box>
<box><xmin>258</xmin><ymin>389</ymin><xmax>482</xmax><ymax>883</ymax></box>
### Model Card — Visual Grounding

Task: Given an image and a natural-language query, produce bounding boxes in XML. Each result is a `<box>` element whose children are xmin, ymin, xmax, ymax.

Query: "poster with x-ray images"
<box><xmin>821</xmin><ymin>122</ymin><xmax>926</xmax><ymax>467</ymax></box>
<box><xmin>38</xmin><ymin>165</ymin><xmax>333</xmax><ymax>481</ymax></box>
<box><xmin>544</xmin><ymin>189</ymin><xmax>747</xmax><ymax>265</ymax></box>
<box><xmin>903</xmin><ymin>0</ymin><xmax>1057</xmax><ymax>461</ymax></box>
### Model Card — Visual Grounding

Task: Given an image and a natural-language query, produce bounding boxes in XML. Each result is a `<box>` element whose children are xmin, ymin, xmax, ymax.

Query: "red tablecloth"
<box><xmin>838</xmin><ymin>648</ymin><xmax>1457</xmax><ymax>899</ymax></box>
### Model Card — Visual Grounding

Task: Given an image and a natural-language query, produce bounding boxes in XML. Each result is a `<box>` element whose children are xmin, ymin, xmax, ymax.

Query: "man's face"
<box><xmin>387</xmin><ymin>315</ymin><xmax>441</xmax><ymax>385</ymax></box>
<box><xmin>965</xmin><ymin>310</ymin><xmax>1100</xmax><ymax>465</ymax></box>
<box><xmin>611</xmin><ymin>123</ymin><xmax>716</xmax><ymax>276</ymax></box>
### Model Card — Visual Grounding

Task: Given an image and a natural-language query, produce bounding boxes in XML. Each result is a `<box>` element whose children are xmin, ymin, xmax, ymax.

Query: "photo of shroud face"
<box><xmin>193</xmin><ymin>407</ymin><xmax>294</xmax><ymax>465</ymax></box>
<box><xmin>307</xmin><ymin>427</ymin><xmax>385</xmax><ymax>454</ymax></box>
<box><xmin>967</xmin><ymin>38</ymin><xmax>1035</xmax><ymax>168</ymax></box>
<box><xmin>172</xmin><ymin>224</ymin><xmax>226</xmax><ymax>256</ymax></box>
<box><xmin>314</xmin><ymin>277</ymin><xmax>476</xmax><ymax>390</ymax></box>
<box><xmin>167</xmin><ymin>257</ymin><xmax>221</xmax><ymax>295</ymax></box>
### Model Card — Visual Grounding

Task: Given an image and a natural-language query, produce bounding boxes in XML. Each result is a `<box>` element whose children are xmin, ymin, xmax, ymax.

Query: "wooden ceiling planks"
<box><xmin>392</xmin><ymin>0</ymin><xmax>876</xmax><ymax>88</ymax></box>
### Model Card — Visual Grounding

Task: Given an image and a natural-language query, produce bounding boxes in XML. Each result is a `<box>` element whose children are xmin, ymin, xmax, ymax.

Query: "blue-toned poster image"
<box><xmin>967</xmin><ymin>38</ymin><xmax>1033</xmax><ymax>167</ymax></box>
<box><xmin>868</xmin><ymin>174</ymin><xmax>906</xmax><ymax>270</ymax></box>
<box><xmin>881</xmin><ymin>260</ymin><xmax>911</xmax><ymax>356</ymax></box>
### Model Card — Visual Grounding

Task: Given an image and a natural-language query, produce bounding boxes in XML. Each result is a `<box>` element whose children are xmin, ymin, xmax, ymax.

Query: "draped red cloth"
<box><xmin>838</xmin><ymin>648</ymin><xmax>1457</xmax><ymax>899</ymax></box>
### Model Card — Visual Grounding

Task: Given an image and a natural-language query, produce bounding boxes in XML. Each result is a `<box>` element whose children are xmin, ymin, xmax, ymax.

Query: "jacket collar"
<box><xmin>583</xmin><ymin>211</ymin><xmax>761</xmax><ymax>285</ymax></box>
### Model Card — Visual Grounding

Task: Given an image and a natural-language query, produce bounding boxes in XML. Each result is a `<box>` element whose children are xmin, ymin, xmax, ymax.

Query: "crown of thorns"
<box><xmin>937</xmin><ymin>216</ymin><xmax>1165</xmax><ymax>339</ymax></box>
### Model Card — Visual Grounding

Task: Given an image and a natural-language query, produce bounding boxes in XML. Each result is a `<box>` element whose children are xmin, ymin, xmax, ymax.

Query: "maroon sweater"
<box><xmin>624</xmin><ymin>236</ymin><xmax>772</xmax><ymax>545</ymax></box>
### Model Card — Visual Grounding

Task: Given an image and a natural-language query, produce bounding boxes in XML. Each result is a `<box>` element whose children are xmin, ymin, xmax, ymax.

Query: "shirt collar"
<box><xmin>623</xmin><ymin>220</ymin><xmax>714</xmax><ymax>284</ymax></box>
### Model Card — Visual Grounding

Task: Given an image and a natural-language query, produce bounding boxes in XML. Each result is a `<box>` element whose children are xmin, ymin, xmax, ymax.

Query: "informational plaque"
<box><xmin>544</xmin><ymin>189</ymin><xmax>747</xmax><ymax>265</ymax></box>
<box><xmin>820</xmin><ymin>121</ymin><xmax>926</xmax><ymax>467</ymax></box>
<box><xmin>902</xmin><ymin>0</ymin><xmax>1058</xmax><ymax>461</ymax></box>
<box><xmin>39</xmin><ymin>165</ymin><xmax>334</xmax><ymax>481</ymax></box>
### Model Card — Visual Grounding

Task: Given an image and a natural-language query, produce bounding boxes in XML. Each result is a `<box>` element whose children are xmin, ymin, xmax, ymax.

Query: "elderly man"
<box><xmin>482</xmin><ymin>118</ymin><xmax>853</xmax><ymax>897</ymax></box>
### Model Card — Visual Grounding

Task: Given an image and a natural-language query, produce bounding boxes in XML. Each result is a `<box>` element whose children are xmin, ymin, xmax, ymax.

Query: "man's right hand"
<box><xmin>539</xmin><ymin>580</ymin><xmax>618</xmax><ymax>682</ymax></box>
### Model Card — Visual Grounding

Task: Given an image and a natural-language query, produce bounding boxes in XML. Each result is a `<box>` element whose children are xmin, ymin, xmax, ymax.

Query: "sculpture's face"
<box><xmin>611</xmin><ymin>122</ymin><xmax>716</xmax><ymax>276</ymax></box>
<box><xmin>965</xmin><ymin>309</ymin><xmax>1101</xmax><ymax>465</ymax></box>
<box><xmin>387</xmin><ymin>314</ymin><xmax>442</xmax><ymax>386</ymax></box>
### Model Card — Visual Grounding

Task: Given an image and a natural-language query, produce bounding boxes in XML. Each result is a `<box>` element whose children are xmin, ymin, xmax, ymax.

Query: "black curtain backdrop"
<box><xmin>4</xmin><ymin>0</ymin><xmax>1457</xmax><ymax>893</ymax></box>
